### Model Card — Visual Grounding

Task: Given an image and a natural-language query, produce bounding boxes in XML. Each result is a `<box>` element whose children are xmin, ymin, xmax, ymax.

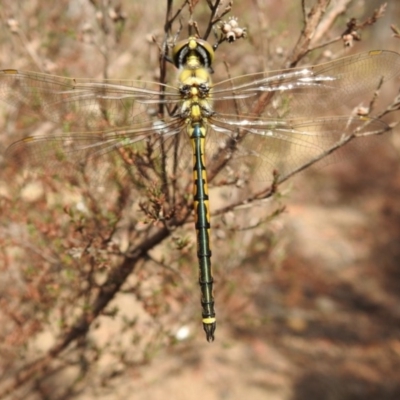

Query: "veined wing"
<box><xmin>207</xmin><ymin>114</ymin><xmax>390</xmax><ymax>182</ymax></box>
<box><xmin>0</xmin><ymin>70</ymin><xmax>188</xmax><ymax>184</ymax></box>
<box><xmin>211</xmin><ymin>50</ymin><xmax>400</xmax><ymax>119</ymax></box>
<box><xmin>6</xmin><ymin>118</ymin><xmax>187</xmax><ymax>186</ymax></box>
<box><xmin>203</xmin><ymin>50</ymin><xmax>400</xmax><ymax>182</ymax></box>
<box><xmin>2</xmin><ymin>51</ymin><xmax>399</xmax><ymax>185</ymax></box>
<box><xmin>0</xmin><ymin>70</ymin><xmax>182</xmax><ymax>131</ymax></box>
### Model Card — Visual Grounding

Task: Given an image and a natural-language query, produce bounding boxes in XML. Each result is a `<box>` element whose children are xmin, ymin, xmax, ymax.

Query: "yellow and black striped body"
<box><xmin>191</xmin><ymin>123</ymin><xmax>215</xmax><ymax>342</ymax></box>
<box><xmin>173</xmin><ymin>37</ymin><xmax>216</xmax><ymax>341</ymax></box>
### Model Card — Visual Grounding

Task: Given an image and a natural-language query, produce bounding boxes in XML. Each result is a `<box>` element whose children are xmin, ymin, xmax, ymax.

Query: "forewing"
<box><xmin>0</xmin><ymin>70</ymin><xmax>188</xmax><ymax>186</ymax></box>
<box><xmin>0</xmin><ymin>69</ymin><xmax>181</xmax><ymax>130</ymax></box>
<box><xmin>212</xmin><ymin>50</ymin><xmax>400</xmax><ymax>119</ymax></box>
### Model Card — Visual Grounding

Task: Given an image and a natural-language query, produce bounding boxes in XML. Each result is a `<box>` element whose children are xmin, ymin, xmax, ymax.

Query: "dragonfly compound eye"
<box><xmin>172</xmin><ymin>37</ymin><xmax>215</xmax><ymax>69</ymax></box>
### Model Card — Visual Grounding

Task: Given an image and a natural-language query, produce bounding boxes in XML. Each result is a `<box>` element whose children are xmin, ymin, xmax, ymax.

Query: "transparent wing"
<box><xmin>6</xmin><ymin>120</ymin><xmax>187</xmax><ymax>186</ymax></box>
<box><xmin>207</xmin><ymin>115</ymin><xmax>389</xmax><ymax>182</ymax></box>
<box><xmin>212</xmin><ymin>50</ymin><xmax>400</xmax><ymax>118</ymax></box>
<box><xmin>0</xmin><ymin>70</ymin><xmax>182</xmax><ymax>130</ymax></box>
<box><xmin>0</xmin><ymin>70</ymin><xmax>188</xmax><ymax>184</ymax></box>
<box><xmin>1</xmin><ymin>50</ymin><xmax>399</xmax><ymax>186</ymax></box>
<box><xmin>205</xmin><ymin>50</ymin><xmax>400</xmax><ymax>182</ymax></box>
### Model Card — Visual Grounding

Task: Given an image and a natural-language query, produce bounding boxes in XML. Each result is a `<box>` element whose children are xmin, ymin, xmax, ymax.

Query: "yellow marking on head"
<box><xmin>189</xmin><ymin>38</ymin><xmax>198</xmax><ymax>50</ymax></box>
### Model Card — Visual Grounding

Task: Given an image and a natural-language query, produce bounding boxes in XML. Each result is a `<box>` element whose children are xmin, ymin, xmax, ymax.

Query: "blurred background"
<box><xmin>1</xmin><ymin>1</ymin><xmax>400</xmax><ymax>399</ymax></box>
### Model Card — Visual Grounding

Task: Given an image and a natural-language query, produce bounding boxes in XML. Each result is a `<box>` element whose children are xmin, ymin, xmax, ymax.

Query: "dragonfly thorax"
<box><xmin>178</xmin><ymin>69</ymin><xmax>213</xmax><ymax>123</ymax></box>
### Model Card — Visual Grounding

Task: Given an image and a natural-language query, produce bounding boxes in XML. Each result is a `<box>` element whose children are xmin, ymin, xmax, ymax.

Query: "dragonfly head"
<box><xmin>173</xmin><ymin>37</ymin><xmax>214</xmax><ymax>70</ymax></box>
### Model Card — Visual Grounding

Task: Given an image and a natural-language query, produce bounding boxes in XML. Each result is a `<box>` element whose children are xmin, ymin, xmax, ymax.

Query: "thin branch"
<box><xmin>164</xmin><ymin>0</ymin><xmax>190</xmax><ymax>35</ymax></box>
<box><xmin>391</xmin><ymin>24</ymin><xmax>400</xmax><ymax>39</ymax></box>
<box><xmin>310</xmin><ymin>0</ymin><xmax>352</xmax><ymax>45</ymax></box>
<box><xmin>288</xmin><ymin>0</ymin><xmax>331</xmax><ymax>67</ymax></box>
<box><xmin>203</xmin><ymin>0</ymin><xmax>232</xmax><ymax>40</ymax></box>
<box><xmin>296</xmin><ymin>2</ymin><xmax>389</xmax><ymax>61</ymax></box>
<box><xmin>0</xmin><ymin>227</ymin><xmax>170</xmax><ymax>399</ymax></box>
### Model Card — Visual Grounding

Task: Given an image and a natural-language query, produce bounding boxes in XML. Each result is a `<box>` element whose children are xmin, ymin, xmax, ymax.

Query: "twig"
<box><xmin>288</xmin><ymin>0</ymin><xmax>331</xmax><ymax>67</ymax></box>
<box><xmin>0</xmin><ymin>227</ymin><xmax>171</xmax><ymax>399</ymax></box>
<box><xmin>391</xmin><ymin>24</ymin><xmax>400</xmax><ymax>39</ymax></box>
<box><xmin>203</xmin><ymin>0</ymin><xmax>232</xmax><ymax>40</ymax></box>
<box><xmin>310</xmin><ymin>0</ymin><xmax>352</xmax><ymax>45</ymax></box>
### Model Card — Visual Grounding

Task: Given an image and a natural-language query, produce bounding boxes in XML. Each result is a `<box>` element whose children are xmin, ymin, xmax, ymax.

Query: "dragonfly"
<box><xmin>1</xmin><ymin>35</ymin><xmax>400</xmax><ymax>342</ymax></box>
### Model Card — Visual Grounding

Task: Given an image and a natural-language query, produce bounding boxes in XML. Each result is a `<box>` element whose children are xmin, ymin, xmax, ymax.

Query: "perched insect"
<box><xmin>1</xmin><ymin>35</ymin><xmax>399</xmax><ymax>342</ymax></box>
